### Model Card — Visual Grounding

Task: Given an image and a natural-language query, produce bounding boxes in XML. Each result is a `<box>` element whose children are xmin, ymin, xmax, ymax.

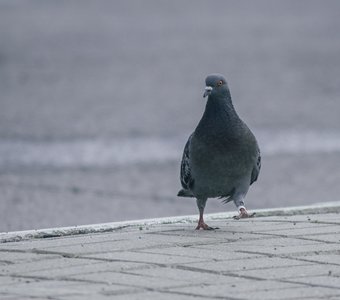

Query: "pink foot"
<box><xmin>195</xmin><ymin>220</ymin><xmax>219</xmax><ymax>230</ymax></box>
<box><xmin>195</xmin><ymin>221</ymin><xmax>213</xmax><ymax>230</ymax></box>
<box><xmin>233</xmin><ymin>208</ymin><xmax>256</xmax><ymax>220</ymax></box>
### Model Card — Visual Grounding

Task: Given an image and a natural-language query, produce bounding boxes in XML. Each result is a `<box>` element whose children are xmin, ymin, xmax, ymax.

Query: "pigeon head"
<box><xmin>203</xmin><ymin>74</ymin><xmax>229</xmax><ymax>98</ymax></box>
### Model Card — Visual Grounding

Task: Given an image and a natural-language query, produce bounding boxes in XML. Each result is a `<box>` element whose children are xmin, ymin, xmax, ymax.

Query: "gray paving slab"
<box><xmin>288</xmin><ymin>275</ymin><xmax>340</xmax><ymax>289</ymax></box>
<box><xmin>136</xmin><ymin>246</ymin><xmax>263</xmax><ymax>261</ymax></box>
<box><xmin>229</xmin><ymin>242</ymin><xmax>340</xmax><ymax>257</ymax></box>
<box><xmin>1</xmin><ymin>281</ymin><xmax>94</xmax><ymax>299</ymax></box>
<box><xmin>15</xmin><ymin>261</ymin><xmax>149</xmax><ymax>278</ymax></box>
<box><xmin>298</xmin><ymin>233</ymin><xmax>340</xmax><ymax>244</ymax></box>
<box><xmin>1</xmin><ymin>257</ymin><xmax>100</xmax><ymax>275</ymax></box>
<box><xmin>298</xmin><ymin>254</ymin><xmax>340</xmax><ymax>266</ymax></box>
<box><xmin>179</xmin><ymin>256</ymin><xmax>314</xmax><ymax>274</ymax></box>
<box><xmin>168</xmin><ymin>284</ymin><xmax>339</xmax><ymax>300</ymax></box>
<box><xmin>235</xmin><ymin>264</ymin><xmax>339</xmax><ymax>280</ymax></box>
<box><xmin>1</xmin><ymin>205</ymin><xmax>340</xmax><ymax>299</ymax></box>
<box><xmin>83</xmin><ymin>250</ymin><xmax>210</xmax><ymax>265</ymax></box>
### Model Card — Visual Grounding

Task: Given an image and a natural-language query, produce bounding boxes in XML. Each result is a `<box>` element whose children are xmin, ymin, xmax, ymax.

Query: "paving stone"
<box><xmin>227</xmin><ymin>241</ymin><xmax>340</xmax><ymax>256</ymax></box>
<box><xmin>1</xmin><ymin>256</ymin><xmax>107</xmax><ymax>277</ymax></box>
<box><xmin>0</xmin><ymin>230</ymin><xmax>159</xmax><ymax>251</ymax></box>
<box><xmin>44</xmin><ymin>233</ymin><xmax>222</xmax><ymax>255</ymax></box>
<box><xmin>244</xmin><ymin>223</ymin><xmax>330</xmax><ymax>233</ymax></box>
<box><xmin>0</xmin><ymin>276</ymin><xmax>27</xmax><ymax>287</ymax></box>
<box><xmin>0</xmin><ymin>295</ymin><xmax>23</xmax><ymax>300</ymax></box>
<box><xmin>260</xmin><ymin>225</ymin><xmax>340</xmax><ymax>237</ymax></box>
<box><xmin>294</xmin><ymin>254</ymin><xmax>340</xmax><ymax>266</ymax></box>
<box><xmin>235</xmin><ymin>263</ymin><xmax>340</xmax><ymax>280</ymax></box>
<box><xmin>85</xmin><ymin>250</ymin><xmax>211</xmax><ymax>265</ymax></box>
<box><xmin>226</xmin><ymin>236</ymin><xmax>322</xmax><ymax>247</ymax></box>
<box><xmin>182</xmin><ymin>232</ymin><xmax>279</xmax><ymax>248</ymax></box>
<box><xmin>59</xmin><ymin>290</ymin><xmax>186</xmax><ymax>300</ymax></box>
<box><xmin>0</xmin><ymin>251</ymin><xmax>59</xmax><ymax>264</ymax></box>
<box><xmin>136</xmin><ymin>245</ymin><xmax>262</xmax><ymax>261</ymax></box>
<box><xmin>326</xmin><ymin>296</ymin><xmax>340</xmax><ymax>300</ymax></box>
<box><xmin>255</xmin><ymin>213</ymin><xmax>339</xmax><ymax>222</ymax></box>
<box><xmin>168</xmin><ymin>281</ymin><xmax>302</xmax><ymax>299</ymax></box>
<box><xmin>288</xmin><ymin>274</ymin><xmax>340</xmax><ymax>289</ymax></box>
<box><xmin>1</xmin><ymin>209</ymin><xmax>340</xmax><ymax>299</ymax></box>
<box><xmin>248</xmin><ymin>286</ymin><xmax>340</xmax><ymax>300</ymax></box>
<box><xmin>115</xmin><ymin>291</ymin><xmax>198</xmax><ymax>300</ymax></box>
<box><xmin>180</xmin><ymin>256</ymin><xmax>314</xmax><ymax>274</ymax></box>
<box><xmin>299</xmin><ymin>233</ymin><xmax>340</xmax><ymax>243</ymax></box>
<box><xmin>21</xmin><ymin>260</ymin><xmax>150</xmax><ymax>278</ymax></box>
<box><xmin>1</xmin><ymin>281</ymin><xmax>92</xmax><ymax>299</ymax></box>
<box><xmin>122</xmin><ymin>266</ymin><xmax>239</xmax><ymax>285</ymax></box>
<box><xmin>69</xmin><ymin>270</ymin><xmax>192</xmax><ymax>290</ymax></box>
<box><xmin>170</xmin><ymin>284</ymin><xmax>340</xmax><ymax>300</ymax></box>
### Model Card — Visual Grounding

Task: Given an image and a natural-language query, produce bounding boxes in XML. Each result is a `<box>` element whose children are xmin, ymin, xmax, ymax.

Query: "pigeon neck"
<box><xmin>205</xmin><ymin>93</ymin><xmax>239</xmax><ymax>121</ymax></box>
<box><xmin>196</xmin><ymin>92</ymin><xmax>241</xmax><ymax>136</ymax></box>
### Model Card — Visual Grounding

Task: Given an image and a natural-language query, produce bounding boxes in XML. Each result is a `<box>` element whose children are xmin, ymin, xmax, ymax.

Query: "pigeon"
<box><xmin>178</xmin><ymin>74</ymin><xmax>261</xmax><ymax>230</ymax></box>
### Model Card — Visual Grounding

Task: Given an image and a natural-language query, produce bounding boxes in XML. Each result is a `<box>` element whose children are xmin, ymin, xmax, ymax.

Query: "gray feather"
<box><xmin>178</xmin><ymin>134</ymin><xmax>194</xmax><ymax>197</ymax></box>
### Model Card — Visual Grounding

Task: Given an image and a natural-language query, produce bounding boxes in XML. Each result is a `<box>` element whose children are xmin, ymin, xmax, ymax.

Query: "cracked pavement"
<box><xmin>0</xmin><ymin>210</ymin><xmax>340</xmax><ymax>299</ymax></box>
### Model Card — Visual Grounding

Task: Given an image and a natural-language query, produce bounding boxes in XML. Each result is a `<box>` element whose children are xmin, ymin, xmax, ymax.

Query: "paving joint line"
<box><xmin>237</xmin><ymin>249</ymin><xmax>340</xmax><ymax>266</ymax></box>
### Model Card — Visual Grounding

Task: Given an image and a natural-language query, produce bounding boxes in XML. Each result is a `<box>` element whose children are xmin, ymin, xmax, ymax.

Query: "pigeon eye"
<box><xmin>217</xmin><ymin>80</ymin><xmax>223</xmax><ymax>86</ymax></box>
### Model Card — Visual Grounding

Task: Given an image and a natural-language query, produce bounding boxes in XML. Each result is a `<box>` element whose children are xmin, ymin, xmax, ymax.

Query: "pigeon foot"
<box><xmin>195</xmin><ymin>221</ymin><xmax>217</xmax><ymax>230</ymax></box>
<box><xmin>233</xmin><ymin>208</ymin><xmax>256</xmax><ymax>220</ymax></box>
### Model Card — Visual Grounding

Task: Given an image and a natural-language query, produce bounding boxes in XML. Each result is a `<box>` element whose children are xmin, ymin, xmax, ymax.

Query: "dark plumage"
<box><xmin>178</xmin><ymin>74</ymin><xmax>261</xmax><ymax>230</ymax></box>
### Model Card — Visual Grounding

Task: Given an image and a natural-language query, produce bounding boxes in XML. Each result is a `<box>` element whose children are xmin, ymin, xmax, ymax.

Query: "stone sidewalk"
<box><xmin>1</xmin><ymin>203</ymin><xmax>340</xmax><ymax>299</ymax></box>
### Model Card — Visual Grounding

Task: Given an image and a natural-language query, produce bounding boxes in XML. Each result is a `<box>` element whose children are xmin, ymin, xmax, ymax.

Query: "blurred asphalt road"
<box><xmin>1</xmin><ymin>0</ymin><xmax>340</xmax><ymax>231</ymax></box>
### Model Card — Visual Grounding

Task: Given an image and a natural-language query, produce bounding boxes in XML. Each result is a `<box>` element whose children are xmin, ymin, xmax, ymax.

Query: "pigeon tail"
<box><xmin>220</xmin><ymin>196</ymin><xmax>233</xmax><ymax>204</ymax></box>
<box><xmin>218</xmin><ymin>187</ymin><xmax>235</xmax><ymax>204</ymax></box>
<box><xmin>177</xmin><ymin>189</ymin><xmax>194</xmax><ymax>197</ymax></box>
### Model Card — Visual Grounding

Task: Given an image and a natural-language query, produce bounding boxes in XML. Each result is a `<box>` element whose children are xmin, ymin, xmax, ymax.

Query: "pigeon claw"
<box><xmin>195</xmin><ymin>221</ymin><xmax>217</xmax><ymax>230</ymax></box>
<box><xmin>233</xmin><ymin>208</ymin><xmax>256</xmax><ymax>220</ymax></box>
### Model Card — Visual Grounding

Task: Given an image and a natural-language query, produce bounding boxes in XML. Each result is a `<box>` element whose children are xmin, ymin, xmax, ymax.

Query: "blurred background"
<box><xmin>1</xmin><ymin>0</ymin><xmax>340</xmax><ymax>232</ymax></box>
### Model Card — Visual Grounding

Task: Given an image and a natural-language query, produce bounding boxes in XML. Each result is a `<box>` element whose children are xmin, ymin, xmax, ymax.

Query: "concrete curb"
<box><xmin>1</xmin><ymin>201</ymin><xmax>340</xmax><ymax>244</ymax></box>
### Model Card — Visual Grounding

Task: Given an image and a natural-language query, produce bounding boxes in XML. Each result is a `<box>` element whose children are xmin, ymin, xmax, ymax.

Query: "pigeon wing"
<box><xmin>179</xmin><ymin>134</ymin><xmax>194</xmax><ymax>192</ymax></box>
<box><xmin>250</xmin><ymin>146</ymin><xmax>261</xmax><ymax>185</ymax></box>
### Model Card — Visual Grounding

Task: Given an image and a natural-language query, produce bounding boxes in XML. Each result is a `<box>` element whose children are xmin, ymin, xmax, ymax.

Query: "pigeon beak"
<box><xmin>203</xmin><ymin>86</ymin><xmax>213</xmax><ymax>98</ymax></box>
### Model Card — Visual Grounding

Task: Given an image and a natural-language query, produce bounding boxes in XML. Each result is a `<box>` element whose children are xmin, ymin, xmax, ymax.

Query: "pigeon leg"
<box><xmin>232</xmin><ymin>197</ymin><xmax>255</xmax><ymax>220</ymax></box>
<box><xmin>195</xmin><ymin>198</ymin><xmax>214</xmax><ymax>230</ymax></box>
<box><xmin>196</xmin><ymin>208</ymin><xmax>214</xmax><ymax>230</ymax></box>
